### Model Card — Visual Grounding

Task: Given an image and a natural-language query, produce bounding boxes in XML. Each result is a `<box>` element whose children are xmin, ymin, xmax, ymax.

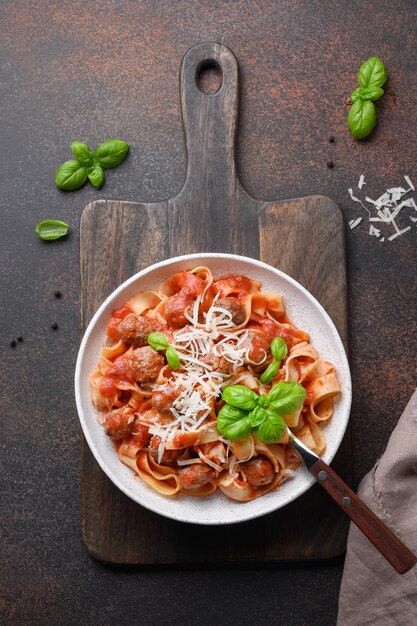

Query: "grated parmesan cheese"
<box><xmin>177</xmin><ymin>458</ymin><xmax>204</xmax><ymax>466</ymax></box>
<box><xmin>149</xmin><ymin>299</ymin><xmax>256</xmax><ymax>460</ymax></box>
<box><xmin>229</xmin><ymin>454</ymin><xmax>238</xmax><ymax>476</ymax></box>
<box><xmin>348</xmin><ymin>174</ymin><xmax>417</xmax><ymax>242</ymax></box>
<box><xmin>196</xmin><ymin>448</ymin><xmax>224</xmax><ymax>473</ymax></box>
<box><xmin>349</xmin><ymin>217</ymin><xmax>362</xmax><ymax>230</ymax></box>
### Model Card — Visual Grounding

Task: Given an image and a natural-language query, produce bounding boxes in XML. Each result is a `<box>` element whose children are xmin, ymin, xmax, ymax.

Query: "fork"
<box><xmin>289</xmin><ymin>430</ymin><xmax>417</xmax><ymax>574</ymax></box>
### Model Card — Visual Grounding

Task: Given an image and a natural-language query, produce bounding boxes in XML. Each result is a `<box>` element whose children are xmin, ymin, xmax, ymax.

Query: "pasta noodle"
<box><xmin>90</xmin><ymin>267</ymin><xmax>340</xmax><ymax>501</ymax></box>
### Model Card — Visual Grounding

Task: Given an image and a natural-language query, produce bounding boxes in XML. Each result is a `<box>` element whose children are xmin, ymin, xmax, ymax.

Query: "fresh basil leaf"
<box><xmin>351</xmin><ymin>86</ymin><xmax>384</xmax><ymax>102</ymax></box>
<box><xmin>267</xmin><ymin>382</ymin><xmax>307</xmax><ymax>415</ymax></box>
<box><xmin>248</xmin><ymin>406</ymin><xmax>269</xmax><ymax>428</ymax></box>
<box><xmin>166</xmin><ymin>346</ymin><xmax>181</xmax><ymax>370</ymax></box>
<box><xmin>348</xmin><ymin>99</ymin><xmax>376</xmax><ymax>139</ymax></box>
<box><xmin>70</xmin><ymin>141</ymin><xmax>94</xmax><ymax>166</ymax></box>
<box><xmin>350</xmin><ymin>87</ymin><xmax>364</xmax><ymax>102</ymax></box>
<box><xmin>358</xmin><ymin>56</ymin><xmax>387</xmax><ymax>89</ymax></box>
<box><xmin>55</xmin><ymin>160</ymin><xmax>88</xmax><ymax>191</ymax></box>
<box><xmin>95</xmin><ymin>139</ymin><xmax>129</xmax><ymax>169</ymax></box>
<box><xmin>147</xmin><ymin>332</ymin><xmax>169</xmax><ymax>351</ymax></box>
<box><xmin>222</xmin><ymin>385</ymin><xmax>258</xmax><ymax>410</ymax></box>
<box><xmin>256</xmin><ymin>412</ymin><xmax>287</xmax><ymax>444</ymax></box>
<box><xmin>36</xmin><ymin>219</ymin><xmax>69</xmax><ymax>241</ymax></box>
<box><xmin>260</xmin><ymin>361</ymin><xmax>280</xmax><ymax>385</ymax></box>
<box><xmin>270</xmin><ymin>337</ymin><xmax>288</xmax><ymax>362</ymax></box>
<box><xmin>88</xmin><ymin>164</ymin><xmax>104</xmax><ymax>189</ymax></box>
<box><xmin>217</xmin><ymin>405</ymin><xmax>253</xmax><ymax>441</ymax></box>
<box><xmin>256</xmin><ymin>394</ymin><xmax>269</xmax><ymax>408</ymax></box>
<box><xmin>360</xmin><ymin>86</ymin><xmax>384</xmax><ymax>101</ymax></box>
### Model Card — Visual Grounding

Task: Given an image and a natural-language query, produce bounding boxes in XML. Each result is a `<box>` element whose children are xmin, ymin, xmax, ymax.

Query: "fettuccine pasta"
<box><xmin>90</xmin><ymin>267</ymin><xmax>340</xmax><ymax>501</ymax></box>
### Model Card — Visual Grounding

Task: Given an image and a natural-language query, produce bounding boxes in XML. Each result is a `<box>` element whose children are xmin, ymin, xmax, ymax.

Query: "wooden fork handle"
<box><xmin>310</xmin><ymin>459</ymin><xmax>417</xmax><ymax>574</ymax></box>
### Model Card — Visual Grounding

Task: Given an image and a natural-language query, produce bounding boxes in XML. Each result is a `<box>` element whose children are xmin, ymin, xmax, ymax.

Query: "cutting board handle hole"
<box><xmin>196</xmin><ymin>59</ymin><xmax>223</xmax><ymax>95</ymax></box>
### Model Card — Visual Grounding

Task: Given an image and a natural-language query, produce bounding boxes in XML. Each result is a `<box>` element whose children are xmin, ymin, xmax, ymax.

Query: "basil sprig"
<box><xmin>358</xmin><ymin>57</ymin><xmax>387</xmax><ymax>90</ymax></box>
<box><xmin>217</xmin><ymin>381</ymin><xmax>306</xmax><ymax>444</ymax></box>
<box><xmin>36</xmin><ymin>219</ymin><xmax>69</xmax><ymax>240</ymax></box>
<box><xmin>216</xmin><ymin>405</ymin><xmax>253</xmax><ymax>440</ymax></box>
<box><xmin>94</xmin><ymin>139</ymin><xmax>129</xmax><ymax>168</ymax></box>
<box><xmin>350</xmin><ymin>86</ymin><xmax>384</xmax><ymax>102</ymax></box>
<box><xmin>348</xmin><ymin>101</ymin><xmax>377</xmax><ymax>140</ymax></box>
<box><xmin>55</xmin><ymin>160</ymin><xmax>88</xmax><ymax>191</ymax></box>
<box><xmin>147</xmin><ymin>332</ymin><xmax>181</xmax><ymax>370</ymax></box>
<box><xmin>148</xmin><ymin>332</ymin><xmax>170</xmax><ymax>351</ymax></box>
<box><xmin>55</xmin><ymin>139</ymin><xmax>129</xmax><ymax>191</ymax></box>
<box><xmin>260</xmin><ymin>337</ymin><xmax>288</xmax><ymax>385</ymax></box>
<box><xmin>87</xmin><ymin>164</ymin><xmax>105</xmax><ymax>190</ymax></box>
<box><xmin>71</xmin><ymin>141</ymin><xmax>94</xmax><ymax>165</ymax></box>
<box><xmin>348</xmin><ymin>56</ymin><xmax>387</xmax><ymax>140</ymax></box>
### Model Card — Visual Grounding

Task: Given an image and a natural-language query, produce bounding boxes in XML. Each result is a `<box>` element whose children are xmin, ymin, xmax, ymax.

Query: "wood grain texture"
<box><xmin>260</xmin><ymin>196</ymin><xmax>348</xmax><ymax>347</ymax></box>
<box><xmin>80</xmin><ymin>43</ymin><xmax>350</xmax><ymax>564</ymax></box>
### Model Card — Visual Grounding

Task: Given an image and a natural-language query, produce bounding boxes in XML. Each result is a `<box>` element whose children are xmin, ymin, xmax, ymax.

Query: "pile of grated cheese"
<box><xmin>348</xmin><ymin>175</ymin><xmax>417</xmax><ymax>242</ymax></box>
<box><xmin>147</xmin><ymin>294</ymin><xmax>261</xmax><ymax>464</ymax></box>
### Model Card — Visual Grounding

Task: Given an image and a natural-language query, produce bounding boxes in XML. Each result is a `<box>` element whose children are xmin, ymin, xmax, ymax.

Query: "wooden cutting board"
<box><xmin>80</xmin><ymin>42</ymin><xmax>350</xmax><ymax>564</ymax></box>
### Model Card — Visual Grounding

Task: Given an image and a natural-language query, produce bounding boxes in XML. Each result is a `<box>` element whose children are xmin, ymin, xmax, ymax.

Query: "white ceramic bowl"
<box><xmin>75</xmin><ymin>253</ymin><xmax>351</xmax><ymax>524</ymax></box>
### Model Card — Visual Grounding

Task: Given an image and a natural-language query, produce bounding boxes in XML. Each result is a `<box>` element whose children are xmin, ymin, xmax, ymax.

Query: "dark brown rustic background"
<box><xmin>1</xmin><ymin>1</ymin><xmax>416</xmax><ymax>625</ymax></box>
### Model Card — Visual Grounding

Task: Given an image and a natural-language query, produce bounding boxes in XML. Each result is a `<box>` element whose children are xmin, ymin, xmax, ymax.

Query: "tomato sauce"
<box><xmin>177</xmin><ymin>272</ymin><xmax>205</xmax><ymax>295</ymax></box>
<box><xmin>107</xmin><ymin>304</ymin><xmax>133</xmax><ymax>340</ymax></box>
<box><xmin>99</xmin><ymin>355</ymin><xmax>134</xmax><ymax>396</ymax></box>
<box><xmin>173</xmin><ymin>431</ymin><xmax>199</xmax><ymax>448</ymax></box>
<box><xmin>166</xmin><ymin>271</ymin><xmax>205</xmax><ymax>296</ymax></box>
<box><xmin>164</xmin><ymin>272</ymin><xmax>206</xmax><ymax>326</ymax></box>
<box><xmin>125</xmin><ymin>424</ymin><xmax>151</xmax><ymax>448</ymax></box>
<box><xmin>304</xmin><ymin>376</ymin><xmax>325</xmax><ymax>405</ymax></box>
<box><xmin>99</xmin><ymin>376</ymin><xmax>119</xmax><ymax>397</ymax></box>
<box><xmin>213</xmin><ymin>274</ymin><xmax>255</xmax><ymax>297</ymax></box>
<box><xmin>249</xmin><ymin>316</ymin><xmax>309</xmax><ymax>346</ymax></box>
<box><xmin>304</xmin><ymin>384</ymin><xmax>315</xmax><ymax>405</ymax></box>
<box><xmin>109</xmin><ymin>355</ymin><xmax>134</xmax><ymax>380</ymax></box>
<box><xmin>165</xmin><ymin>290</ymin><xmax>195</xmax><ymax>326</ymax></box>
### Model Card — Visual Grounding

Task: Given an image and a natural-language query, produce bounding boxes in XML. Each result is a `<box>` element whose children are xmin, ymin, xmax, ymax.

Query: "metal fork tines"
<box><xmin>289</xmin><ymin>431</ymin><xmax>320</xmax><ymax>469</ymax></box>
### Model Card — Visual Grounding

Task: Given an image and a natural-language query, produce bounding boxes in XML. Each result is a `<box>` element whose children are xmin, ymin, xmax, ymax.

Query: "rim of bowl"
<box><xmin>75</xmin><ymin>252</ymin><xmax>352</xmax><ymax>524</ymax></box>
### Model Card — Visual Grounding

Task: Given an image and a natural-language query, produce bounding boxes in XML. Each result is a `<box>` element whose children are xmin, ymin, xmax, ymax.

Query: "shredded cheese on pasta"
<box><xmin>90</xmin><ymin>267</ymin><xmax>340</xmax><ymax>501</ymax></box>
<box><xmin>148</xmin><ymin>299</ymin><xmax>250</xmax><ymax>461</ymax></box>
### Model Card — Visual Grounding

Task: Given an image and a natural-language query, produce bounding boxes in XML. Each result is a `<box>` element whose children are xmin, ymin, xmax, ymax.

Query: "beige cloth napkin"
<box><xmin>337</xmin><ymin>389</ymin><xmax>417</xmax><ymax>625</ymax></box>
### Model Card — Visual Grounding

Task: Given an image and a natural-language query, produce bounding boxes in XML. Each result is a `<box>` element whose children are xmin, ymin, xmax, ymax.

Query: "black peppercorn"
<box><xmin>326</xmin><ymin>160</ymin><xmax>334</xmax><ymax>169</ymax></box>
<box><xmin>329</xmin><ymin>136</ymin><xmax>335</xmax><ymax>143</ymax></box>
<box><xmin>10</xmin><ymin>340</ymin><xmax>17</xmax><ymax>348</ymax></box>
<box><xmin>51</xmin><ymin>322</ymin><xmax>58</xmax><ymax>330</ymax></box>
<box><xmin>54</xmin><ymin>290</ymin><xmax>62</xmax><ymax>298</ymax></box>
<box><xmin>17</xmin><ymin>336</ymin><xmax>23</xmax><ymax>342</ymax></box>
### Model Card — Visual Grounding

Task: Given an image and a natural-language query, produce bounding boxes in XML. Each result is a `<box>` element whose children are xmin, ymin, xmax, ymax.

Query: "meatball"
<box><xmin>117</xmin><ymin>314</ymin><xmax>163</xmax><ymax>346</ymax></box>
<box><xmin>241</xmin><ymin>456</ymin><xmax>275</xmax><ymax>488</ymax></box>
<box><xmin>129</xmin><ymin>346</ymin><xmax>165</xmax><ymax>383</ymax></box>
<box><xmin>242</xmin><ymin>330</ymin><xmax>270</xmax><ymax>365</ymax></box>
<box><xmin>161</xmin><ymin>449</ymin><xmax>183</xmax><ymax>465</ymax></box>
<box><xmin>178</xmin><ymin>464</ymin><xmax>216</xmax><ymax>489</ymax></box>
<box><xmin>216</xmin><ymin>297</ymin><xmax>246</xmax><ymax>325</ymax></box>
<box><xmin>201</xmin><ymin>352</ymin><xmax>234</xmax><ymax>375</ymax></box>
<box><xmin>152</xmin><ymin>383</ymin><xmax>182</xmax><ymax>414</ymax></box>
<box><xmin>149</xmin><ymin>437</ymin><xmax>183</xmax><ymax>465</ymax></box>
<box><xmin>165</xmin><ymin>289</ymin><xmax>195</xmax><ymax>327</ymax></box>
<box><xmin>130</xmin><ymin>422</ymin><xmax>152</xmax><ymax>448</ymax></box>
<box><xmin>104</xmin><ymin>408</ymin><xmax>134</xmax><ymax>439</ymax></box>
